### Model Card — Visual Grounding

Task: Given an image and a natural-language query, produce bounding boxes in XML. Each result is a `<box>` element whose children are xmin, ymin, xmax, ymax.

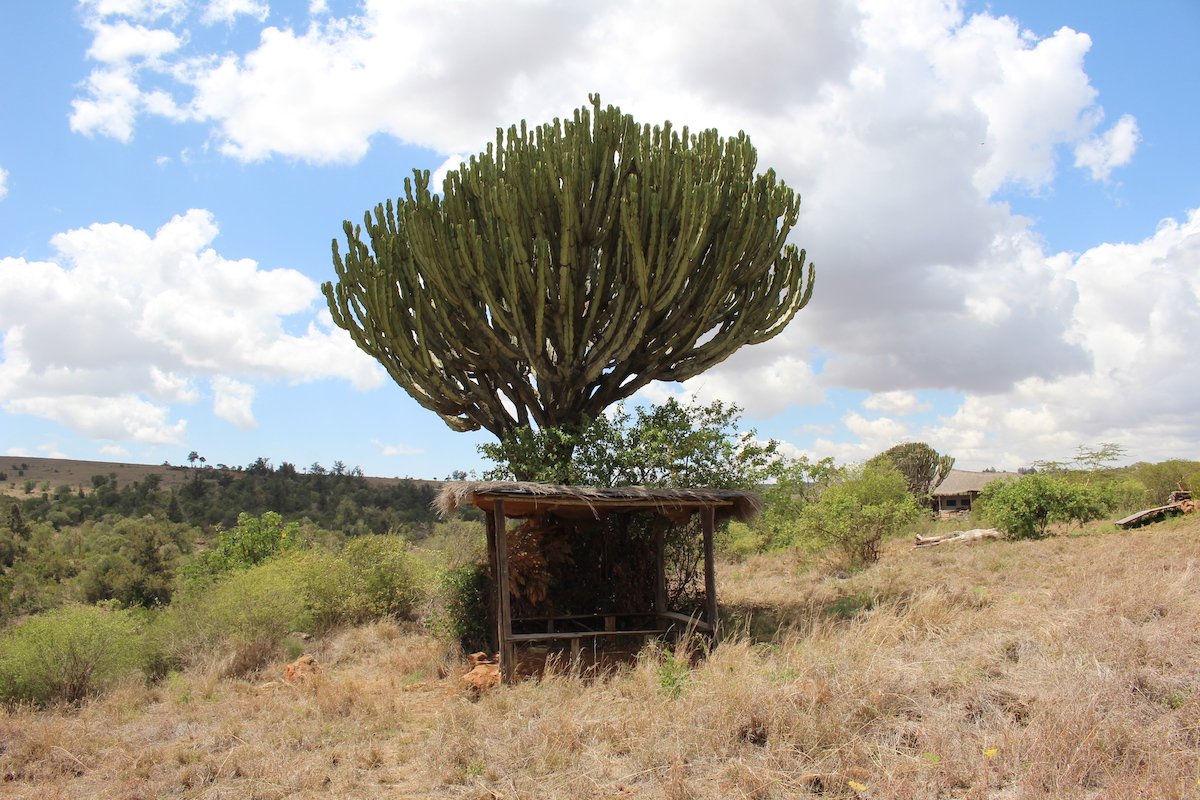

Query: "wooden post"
<box><xmin>493</xmin><ymin>500</ymin><xmax>516</xmax><ymax>683</ymax></box>
<box><xmin>701</xmin><ymin>505</ymin><xmax>719</xmax><ymax>646</ymax></box>
<box><xmin>484</xmin><ymin>511</ymin><xmax>500</xmax><ymax>654</ymax></box>
<box><xmin>654</xmin><ymin>522</ymin><xmax>667</xmax><ymax>624</ymax></box>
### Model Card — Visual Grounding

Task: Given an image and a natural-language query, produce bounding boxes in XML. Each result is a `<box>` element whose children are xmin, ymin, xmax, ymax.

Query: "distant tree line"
<box><xmin>7</xmin><ymin>459</ymin><xmax>441</xmax><ymax>535</ymax></box>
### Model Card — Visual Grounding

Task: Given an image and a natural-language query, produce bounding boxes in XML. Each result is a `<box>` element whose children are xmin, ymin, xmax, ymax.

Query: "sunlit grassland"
<box><xmin>3</xmin><ymin>517</ymin><xmax>1198</xmax><ymax>799</ymax></box>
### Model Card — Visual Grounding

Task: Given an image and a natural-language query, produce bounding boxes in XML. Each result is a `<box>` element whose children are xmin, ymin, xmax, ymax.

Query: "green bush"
<box><xmin>338</xmin><ymin>535</ymin><xmax>429</xmax><ymax>623</ymax></box>
<box><xmin>158</xmin><ymin>555</ymin><xmax>322</xmax><ymax>676</ymax></box>
<box><xmin>0</xmin><ymin>604</ymin><xmax>148</xmax><ymax>705</ymax></box>
<box><xmin>1126</xmin><ymin>459</ymin><xmax>1200</xmax><ymax>505</ymax></box>
<box><xmin>800</xmin><ymin>464</ymin><xmax>921</xmax><ymax>568</ymax></box>
<box><xmin>179</xmin><ymin>511</ymin><xmax>299</xmax><ymax>585</ymax></box>
<box><xmin>753</xmin><ymin>456</ymin><xmax>842</xmax><ymax>552</ymax></box>
<box><xmin>978</xmin><ymin>473</ymin><xmax>1114</xmax><ymax>540</ymax></box>
<box><xmin>1100</xmin><ymin>478</ymin><xmax>1150</xmax><ymax>516</ymax></box>
<box><xmin>434</xmin><ymin>560</ymin><xmax>491</xmax><ymax>653</ymax></box>
<box><xmin>717</xmin><ymin>521</ymin><xmax>766</xmax><ymax>561</ymax></box>
<box><xmin>159</xmin><ymin>540</ymin><xmax>430</xmax><ymax>676</ymax></box>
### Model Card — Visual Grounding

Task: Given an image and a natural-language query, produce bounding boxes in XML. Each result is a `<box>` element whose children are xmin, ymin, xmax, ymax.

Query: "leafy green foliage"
<box><xmin>161</xmin><ymin>538</ymin><xmax>432</xmax><ymax>676</ymax></box>
<box><xmin>718</xmin><ymin>521</ymin><xmax>767</xmax><ymax>561</ymax></box>
<box><xmin>435</xmin><ymin>560</ymin><xmax>491</xmax><ymax>652</ymax></box>
<box><xmin>978</xmin><ymin>473</ymin><xmax>1115</xmax><ymax>540</ymax></box>
<box><xmin>181</xmin><ymin>511</ymin><xmax>298</xmax><ymax>584</ymax></box>
<box><xmin>80</xmin><ymin>517</ymin><xmax>184</xmax><ymax>607</ymax></box>
<box><xmin>656</xmin><ymin>650</ymin><xmax>691</xmax><ymax>698</ymax></box>
<box><xmin>159</xmin><ymin>555</ymin><xmax>322</xmax><ymax>677</ymax></box>
<box><xmin>800</xmin><ymin>464</ymin><xmax>921</xmax><ymax>568</ymax></box>
<box><xmin>0</xmin><ymin>604</ymin><xmax>148</xmax><ymax>705</ymax></box>
<box><xmin>337</xmin><ymin>536</ymin><xmax>429</xmax><ymax>623</ymax></box>
<box><xmin>754</xmin><ymin>456</ymin><xmax>842</xmax><ymax>551</ymax></box>
<box><xmin>481</xmin><ymin>399</ymin><xmax>780</xmax><ymax>489</ymax></box>
<box><xmin>1125</xmin><ymin>459</ymin><xmax>1200</xmax><ymax>505</ymax></box>
<box><xmin>11</xmin><ymin>465</ymin><xmax>439</xmax><ymax>534</ymax></box>
<box><xmin>0</xmin><ymin>503</ymin><xmax>29</xmax><ymax>569</ymax></box>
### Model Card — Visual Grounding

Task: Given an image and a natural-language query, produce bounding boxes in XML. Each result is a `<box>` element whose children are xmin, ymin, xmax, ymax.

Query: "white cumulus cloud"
<box><xmin>56</xmin><ymin>0</ymin><xmax>1182</xmax><ymax>469</ymax></box>
<box><xmin>1074</xmin><ymin>113</ymin><xmax>1141</xmax><ymax>181</ymax></box>
<box><xmin>212</xmin><ymin>376</ymin><xmax>256</xmax><ymax>429</ymax></box>
<box><xmin>904</xmin><ymin>209</ymin><xmax>1200</xmax><ymax>468</ymax></box>
<box><xmin>201</xmin><ymin>0</ymin><xmax>269</xmax><ymax>25</ymax></box>
<box><xmin>86</xmin><ymin>19</ymin><xmax>181</xmax><ymax>63</ymax></box>
<box><xmin>862</xmin><ymin>391</ymin><xmax>931</xmax><ymax>416</ymax></box>
<box><xmin>0</xmin><ymin>210</ymin><xmax>381</xmax><ymax>444</ymax></box>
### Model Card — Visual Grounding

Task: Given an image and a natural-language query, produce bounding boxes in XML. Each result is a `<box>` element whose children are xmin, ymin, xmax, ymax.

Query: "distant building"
<box><xmin>931</xmin><ymin>469</ymin><xmax>1019</xmax><ymax>516</ymax></box>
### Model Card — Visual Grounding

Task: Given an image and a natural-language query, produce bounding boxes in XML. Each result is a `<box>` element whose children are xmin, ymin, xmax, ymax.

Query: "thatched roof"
<box><xmin>436</xmin><ymin>481</ymin><xmax>761</xmax><ymax>523</ymax></box>
<box><xmin>932</xmin><ymin>469</ymin><xmax>1019</xmax><ymax>496</ymax></box>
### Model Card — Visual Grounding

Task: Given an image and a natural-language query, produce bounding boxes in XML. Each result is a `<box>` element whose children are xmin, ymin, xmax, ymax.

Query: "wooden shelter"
<box><xmin>931</xmin><ymin>469</ymin><xmax>1018</xmax><ymax>517</ymax></box>
<box><xmin>437</xmin><ymin>481</ymin><xmax>761</xmax><ymax>682</ymax></box>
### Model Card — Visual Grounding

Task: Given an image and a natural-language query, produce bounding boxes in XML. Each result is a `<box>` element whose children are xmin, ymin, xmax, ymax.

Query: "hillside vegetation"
<box><xmin>2</xmin><ymin>515</ymin><xmax>1198</xmax><ymax>799</ymax></box>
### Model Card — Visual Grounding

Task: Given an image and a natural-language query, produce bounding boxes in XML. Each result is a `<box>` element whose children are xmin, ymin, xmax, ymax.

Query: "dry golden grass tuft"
<box><xmin>3</xmin><ymin>520</ymin><xmax>1199</xmax><ymax>798</ymax></box>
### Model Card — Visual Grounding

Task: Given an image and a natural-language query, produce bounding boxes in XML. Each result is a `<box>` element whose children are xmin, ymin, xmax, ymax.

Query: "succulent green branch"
<box><xmin>323</xmin><ymin>95</ymin><xmax>815</xmax><ymax>440</ymax></box>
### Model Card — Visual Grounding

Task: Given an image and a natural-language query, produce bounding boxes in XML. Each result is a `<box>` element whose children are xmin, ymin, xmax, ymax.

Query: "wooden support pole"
<box><xmin>654</xmin><ymin>522</ymin><xmax>667</xmax><ymax>622</ymax></box>
<box><xmin>701</xmin><ymin>505</ymin><xmax>719</xmax><ymax>646</ymax></box>
<box><xmin>492</xmin><ymin>500</ymin><xmax>516</xmax><ymax>683</ymax></box>
<box><xmin>484</xmin><ymin>511</ymin><xmax>500</xmax><ymax>654</ymax></box>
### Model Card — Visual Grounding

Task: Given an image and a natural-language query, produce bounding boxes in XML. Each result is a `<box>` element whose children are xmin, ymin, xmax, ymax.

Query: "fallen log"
<box><xmin>914</xmin><ymin>528</ymin><xmax>1002</xmax><ymax>547</ymax></box>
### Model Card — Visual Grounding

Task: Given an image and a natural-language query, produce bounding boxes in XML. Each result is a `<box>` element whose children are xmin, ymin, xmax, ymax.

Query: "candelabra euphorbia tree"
<box><xmin>323</xmin><ymin>95</ymin><xmax>815</xmax><ymax>461</ymax></box>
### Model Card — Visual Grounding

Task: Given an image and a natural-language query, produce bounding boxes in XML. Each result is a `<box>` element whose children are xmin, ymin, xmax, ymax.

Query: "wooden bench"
<box><xmin>505</xmin><ymin>611</ymin><xmax>714</xmax><ymax>660</ymax></box>
<box><xmin>507</xmin><ymin>629</ymin><xmax>667</xmax><ymax>660</ymax></box>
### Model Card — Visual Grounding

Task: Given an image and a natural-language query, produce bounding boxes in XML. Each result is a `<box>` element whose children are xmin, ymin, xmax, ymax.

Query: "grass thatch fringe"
<box><xmin>435</xmin><ymin>481</ymin><xmax>761</xmax><ymax>522</ymax></box>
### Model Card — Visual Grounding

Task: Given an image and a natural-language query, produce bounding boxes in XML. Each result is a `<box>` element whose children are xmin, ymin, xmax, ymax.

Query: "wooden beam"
<box><xmin>493</xmin><ymin>500</ymin><xmax>516</xmax><ymax>683</ymax></box>
<box><xmin>701</xmin><ymin>504</ymin><xmax>719</xmax><ymax>646</ymax></box>
<box><xmin>658</xmin><ymin>610</ymin><xmax>713</xmax><ymax>632</ymax></box>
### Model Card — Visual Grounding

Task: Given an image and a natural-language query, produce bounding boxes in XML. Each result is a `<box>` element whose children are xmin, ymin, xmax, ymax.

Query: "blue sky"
<box><xmin>0</xmin><ymin>0</ymin><xmax>1197</xmax><ymax>479</ymax></box>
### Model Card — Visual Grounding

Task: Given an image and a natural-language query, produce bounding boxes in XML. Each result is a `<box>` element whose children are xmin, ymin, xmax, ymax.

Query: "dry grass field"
<box><xmin>2</xmin><ymin>518</ymin><xmax>1198</xmax><ymax>799</ymax></box>
<box><xmin>0</xmin><ymin>456</ymin><xmax>198</xmax><ymax>498</ymax></box>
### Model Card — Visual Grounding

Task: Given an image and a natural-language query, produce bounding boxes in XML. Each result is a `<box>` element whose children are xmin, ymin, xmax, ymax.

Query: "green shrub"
<box><xmin>717</xmin><ymin>521</ymin><xmax>766</xmax><ymax>561</ymax></box>
<box><xmin>800</xmin><ymin>464</ymin><xmax>921</xmax><ymax>568</ymax></box>
<box><xmin>179</xmin><ymin>511</ymin><xmax>299</xmax><ymax>585</ymax></box>
<box><xmin>1126</xmin><ymin>459</ymin><xmax>1200</xmax><ymax>505</ymax></box>
<box><xmin>0</xmin><ymin>604</ymin><xmax>148</xmax><ymax>705</ymax></box>
<box><xmin>1099</xmin><ymin>478</ymin><xmax>1149</xmax><ymax>516</ymax></box>
<box><xmin>158</xmin><ymin>555</ymin><xmax>321</xmax><ymax>676</ymax></box>
<box><xmin>434</xmin><ymin>560</ymin><xmax>491</xmax><ymax>652</ymax></box>
<box><xmin>338</xmin><ymin>535</ymin><xmax>429</xmax><ymax>623</ymax></box>
<box><xmin>978</xmin><ymin>473</ymin><xmax>1115</xmax><ymax>540</ymax></box>
<box><xmin>158</xmin><ymin>540</ymin><xmax>430</xmax><ymax>676</ymax></box>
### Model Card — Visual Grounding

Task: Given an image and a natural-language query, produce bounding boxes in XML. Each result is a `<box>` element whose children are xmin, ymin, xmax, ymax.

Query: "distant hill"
<box><xmin>0</xmin><ymin>455</ymin><xmax>444</xmax><ymax>499</ymax></box>
<box><xmin>0</xmin><ymin>456</ymin><xmax>450</xmax><ymax>534</ymax></box>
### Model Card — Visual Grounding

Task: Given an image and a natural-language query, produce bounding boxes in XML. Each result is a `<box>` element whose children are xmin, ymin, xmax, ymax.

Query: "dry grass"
<box><xmin>0</xmin><ymin>456</ymin><xmax>198</xmax><ymax>497</ymax></box>
<box><xmin>4</xmin><ymin>520</ymin><xmax>1199</xmax><ymax>798</ymax></box>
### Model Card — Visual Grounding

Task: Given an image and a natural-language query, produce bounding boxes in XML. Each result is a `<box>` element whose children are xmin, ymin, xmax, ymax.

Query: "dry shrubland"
<box><xmin>3</xmin><ymin>519</ymin><xmax>1199</xmax><ymax>799</ymax></box>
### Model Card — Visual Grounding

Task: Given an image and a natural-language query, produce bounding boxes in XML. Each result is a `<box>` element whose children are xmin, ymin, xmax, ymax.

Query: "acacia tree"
<box><xmin>323</xmin><ymin>96</ymin><xmax>814</xmax><ymax>457</ymax></box>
